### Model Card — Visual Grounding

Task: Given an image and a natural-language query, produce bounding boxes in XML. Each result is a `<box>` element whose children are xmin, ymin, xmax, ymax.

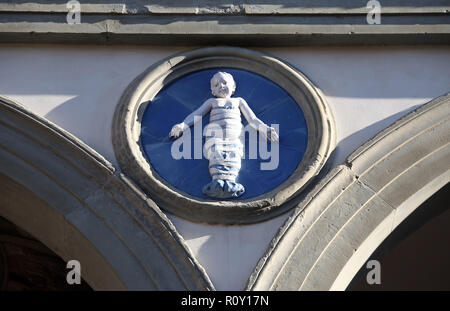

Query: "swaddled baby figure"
<box><xmin>169</xmin><ymin>71</ymin><xmax>279</xmax><ymax>199</ymax></box>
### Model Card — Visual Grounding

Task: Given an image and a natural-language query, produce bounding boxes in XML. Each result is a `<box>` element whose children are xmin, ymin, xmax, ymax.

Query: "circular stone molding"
<box><xmin>112</xmin><ymin>46</ymin><xmax>336</xmax><ymax>224</ymax></box>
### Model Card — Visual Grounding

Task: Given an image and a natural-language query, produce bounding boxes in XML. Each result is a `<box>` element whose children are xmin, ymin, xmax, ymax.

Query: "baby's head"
<box><xmin>210</xmin><ymin>72</ymin><xmax>236</xmax><ymax>98</ymax></box>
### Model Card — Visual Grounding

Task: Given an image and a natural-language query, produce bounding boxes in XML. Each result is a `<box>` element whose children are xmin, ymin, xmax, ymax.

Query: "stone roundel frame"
<box><xmin>112</xmin><ymin>46</ymin><xmax>336</xmax><ymax>224</ymax></box>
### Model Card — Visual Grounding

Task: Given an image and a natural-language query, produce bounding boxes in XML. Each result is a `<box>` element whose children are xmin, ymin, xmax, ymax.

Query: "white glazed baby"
<box><xmin>169</xmin><ymin>71</ymin><xmax>278</xmax><ymax>199</ymax></box>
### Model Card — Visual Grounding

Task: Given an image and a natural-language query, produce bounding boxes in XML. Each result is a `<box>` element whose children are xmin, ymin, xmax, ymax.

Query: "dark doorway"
<box><xmin>348</xmin><ymin>182</ymin><xmax>450</xmax><ymax>290</ymax></box>
<box><xmin>0</xmin><ymin>216</ymin><xmax>92</xmax><ymax>291</ymax></box>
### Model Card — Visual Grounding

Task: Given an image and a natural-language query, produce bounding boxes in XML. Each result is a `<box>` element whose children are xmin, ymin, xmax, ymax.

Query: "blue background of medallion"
<box><xmin>140</xmin><ymin>68</ymin><xmax>308</xmax><ymax>200</ymax></box>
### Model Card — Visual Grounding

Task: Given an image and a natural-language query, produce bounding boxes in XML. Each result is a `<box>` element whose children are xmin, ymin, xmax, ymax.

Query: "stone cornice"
<box><xmin>0</xmin><ymin>1</ymin><xmax>448</xmax><ymax>45</ymax></box>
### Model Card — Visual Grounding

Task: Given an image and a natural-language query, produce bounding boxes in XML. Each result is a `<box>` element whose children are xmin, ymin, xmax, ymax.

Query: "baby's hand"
<box><xmin>267</xmin><ymin>127</ymin><xmax>279</xmax><ymax>143</ymax></box>
<box><xmin>169</xmin><ymin>123</ymin><xmax>185</xmax><ymax>139</ymax></box>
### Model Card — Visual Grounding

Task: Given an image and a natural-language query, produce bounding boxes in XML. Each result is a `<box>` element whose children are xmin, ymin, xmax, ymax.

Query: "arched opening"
<box><xmin>247</xmin><ymin>93</ymin><xmax>450</xmax><ymax>291</ymax></box>
<box><xmin>0</xmin><ymin>96</ymin><xmax>214</xmax><ymax>291</ymax></box>
<box><xmin>347</xmin><ymin>182</ymin><xmax>450</xmax><ymax>290</ymax></box>
<box><xmin>0</xmin><ymin>171</ymin><xmax>124</xmax><ymax>291</ymax></box>
<box><xmin>0</xmin><ymin>215</ymin><xmax>92</xmax><ymax>291</ymax></box>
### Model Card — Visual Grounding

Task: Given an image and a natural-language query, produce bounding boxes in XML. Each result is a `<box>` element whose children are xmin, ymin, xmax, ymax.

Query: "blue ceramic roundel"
<box><xmin>140</xmin><ymin>68</ymin><xmax>308</xmax><ymax>200</ymax></box>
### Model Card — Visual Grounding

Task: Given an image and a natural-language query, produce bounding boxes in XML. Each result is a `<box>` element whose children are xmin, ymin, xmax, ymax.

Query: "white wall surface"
<box><xmin>0</xmin><ymin>44</ymin><xmax>449</xmax><ymax>290</ymax></box>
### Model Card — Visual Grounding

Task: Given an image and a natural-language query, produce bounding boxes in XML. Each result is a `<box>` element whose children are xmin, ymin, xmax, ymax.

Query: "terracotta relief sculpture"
<box><xmin>169</xmin><ymin>72</ymin><xmax>279</xmax><ymax>199</ymax></box>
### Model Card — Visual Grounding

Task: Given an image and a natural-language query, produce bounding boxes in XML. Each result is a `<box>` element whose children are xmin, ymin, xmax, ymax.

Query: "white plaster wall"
<box><xmin>0</xmin><ymin>44</ymin><xmax>449</xmax><ymax>290</ymax></box>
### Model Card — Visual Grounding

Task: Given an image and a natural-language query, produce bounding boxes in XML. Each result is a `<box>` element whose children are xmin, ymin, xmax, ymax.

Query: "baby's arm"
<box><xmin>239</xmin><ymin>98</ymin><xmax>279</xmax><ymax>143</ymax></box>
<box><xmin>169</xmin><ymin>98</ymin><xmax>212</xmax><ymax>139</ymax></box>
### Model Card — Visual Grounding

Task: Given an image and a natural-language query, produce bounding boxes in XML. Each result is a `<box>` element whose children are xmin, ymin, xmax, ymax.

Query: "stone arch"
<box><xmin>247</xmin><ymin>93</ymin><xmax>450</xmax><ymax>291</ymax></box>
<box><xmin>0</xmin><ymin>96</ymin><xmax>213</xmax><ymax>291</ymax></box>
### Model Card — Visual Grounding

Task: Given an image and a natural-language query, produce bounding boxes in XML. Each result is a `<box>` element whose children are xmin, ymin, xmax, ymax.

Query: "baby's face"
<box><xmin>211</xmin><ymin>74</ymin><xmax>235</xmax><ymax>98</ymax></box>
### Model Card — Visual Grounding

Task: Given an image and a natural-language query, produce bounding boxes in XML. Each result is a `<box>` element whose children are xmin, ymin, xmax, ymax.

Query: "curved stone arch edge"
<box><xmin>246</xmin><ymin>92</ymin><xmax>450</xmax><ymax>291</ymax></box>
<box><xmin>330</xmin><ymin>168</ymin><xmax>450</xmax><ymax>290</ymax></box>
<box><xmin>0</xmin><ymin>173</ymin><xmax>128</xmax><ymax>290</ymax></box>
<box><xmin>112</xmin><ymin>46</ymin><xmax>336</xmax><ymax>224</ymax></box>
<box><xmin>0</xmin><ymin>95</ymin><xmax>214</xmax><ymax>291</ymax></box>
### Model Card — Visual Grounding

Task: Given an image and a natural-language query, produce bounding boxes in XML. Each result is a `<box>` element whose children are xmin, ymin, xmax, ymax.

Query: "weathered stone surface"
<box><xmin>299</xmin><ymin>193</ymin><xmax>394</xmax><ymax>290</ymax></box>
<box><xmin>348</xmin><ymin>94</ymin><xmax>450</xmax><ymax>176</ymax></box>
<box><xmin>248</xmin><ymin>165</ymin><xmax>355</xmax><ymax>290</ymax></box>
<box><xmin>271</xmin><ymin>178</ymin><xmax>379</xmax><ymax>290</ymax></box>
<box><xmin>0</xmin><ymin>1</ymin><xmax>448</xmax><ymax>15</ymax></box>
<box><xmin>0</xmin><ymin>1</ymin><xmax>448</xmax><ymax>45</ymax></box>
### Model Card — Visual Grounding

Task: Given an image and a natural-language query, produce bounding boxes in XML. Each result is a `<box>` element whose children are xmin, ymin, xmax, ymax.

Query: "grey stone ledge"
<box><xmin>0</xmin><ymin>2</ymin><xmax>448</xmax><ymax>15</ymax></box>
